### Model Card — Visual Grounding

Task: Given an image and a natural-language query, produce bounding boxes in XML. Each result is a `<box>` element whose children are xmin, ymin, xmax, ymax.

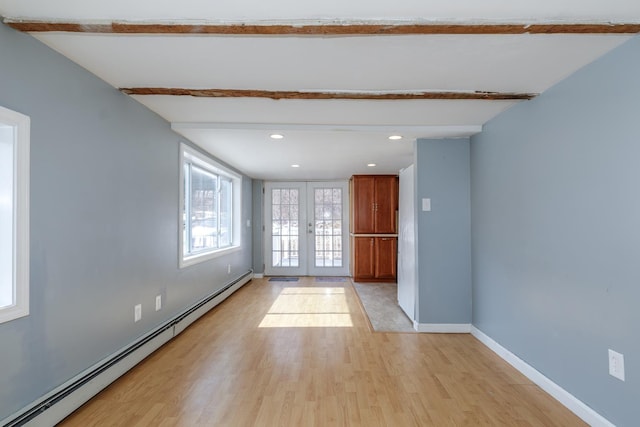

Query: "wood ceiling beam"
<box><xmin>5</xmin><ymin>20</ymin><xmax>640</xmax><ymax>35</ymax></box>
<box><xmin>120</xmin><ymin>88</ymin><xmax>537</xmax><ymax>100</ymax></box>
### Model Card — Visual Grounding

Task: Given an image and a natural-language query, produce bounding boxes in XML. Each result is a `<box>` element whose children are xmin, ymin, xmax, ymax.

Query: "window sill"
<box><xmin>180</xmin><ymin>245</ymin><xmax>242</xmax><ymax>268</ymax></box>
<box><xmin>0</xmin><ymin>304</ymin><xmax>29</xmax><ymax>324</ymax></box>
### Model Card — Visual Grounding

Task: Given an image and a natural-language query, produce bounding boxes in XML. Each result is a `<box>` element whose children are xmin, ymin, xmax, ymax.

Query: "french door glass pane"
<box><xmin>314</xmin><ymin>188</ymin><xmax>343</xmax><ymax>267</ymax></box>
<box><xmin>271</xmin><ymin>188</ymin><xmax>299</xmax><ymax>267</ymax></box>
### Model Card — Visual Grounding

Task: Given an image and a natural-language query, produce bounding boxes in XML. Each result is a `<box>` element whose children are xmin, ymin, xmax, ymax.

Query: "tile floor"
<box><xmin>351</xmin><ymin>281</ymin><xmax>416</xmax><ymax>333</ymax></box>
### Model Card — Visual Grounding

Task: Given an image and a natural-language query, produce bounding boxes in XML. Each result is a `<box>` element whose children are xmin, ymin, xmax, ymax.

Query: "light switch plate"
<box><xmin>134</xmin><ymin>304</ymin><xmax>142</xmax><ymax>322</ymax></box>
<box><xmin>422</xmin><ymin>198</ymin><xmax>431</xmax><ymax>211</ymax></box>
<box><xmin>609</xmin><ymin>349</ymin><xmax>625</xmax><ymax>381</ymax></box>
<box><xmin>155</xmin><ymin>295</ymin><xmax>162</xmax><ymax>311</ymax></box>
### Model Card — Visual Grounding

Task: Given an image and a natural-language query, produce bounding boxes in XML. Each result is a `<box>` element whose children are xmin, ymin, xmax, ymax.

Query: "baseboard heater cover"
<box><xmin>2</xmin><ymin>270</ymin><xmax>253</xmax><ymax>427</ymax></box>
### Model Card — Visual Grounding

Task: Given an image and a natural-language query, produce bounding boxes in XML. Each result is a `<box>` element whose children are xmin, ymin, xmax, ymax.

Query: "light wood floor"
<box><xmin>60</xmin><ymin>277</ymin><xmax>585</xmax><ymax>426</ymax></box>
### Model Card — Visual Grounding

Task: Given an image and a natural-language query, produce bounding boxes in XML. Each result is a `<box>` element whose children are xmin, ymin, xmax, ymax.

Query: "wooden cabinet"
<box><xmin>352</xmin><ymin>237</ymin><xmax>397</xmax><ymax>282</ymax></box>
<box><xmin>374</xmin><ymin>237</ymin><xmax>397</xmax><ymax>280</ymax></box>
<box><xmin>353</xmin><ymin>236</ymin><xmax>375</xmax><ymax>280</ymax></box>
<box><xmin>351</xmin><ymin>175</ymin><xmax>398</xmax><ymax>234</ymax></box>
<box><xmin>350</xmin><ymin>175</ymin><xmax>399</xmax><ymax>282</ymax></box>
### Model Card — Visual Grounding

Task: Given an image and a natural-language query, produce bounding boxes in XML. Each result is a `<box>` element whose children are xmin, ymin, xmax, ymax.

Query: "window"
<box><xmin>180</xmin><ymin>144</ymin><xmax>241</xmax><ymax>267</ymax></box>
<box><xmin>0</xmin><ymin>106</ymin><xmax>29</xmax><ymax>324</ymax></box>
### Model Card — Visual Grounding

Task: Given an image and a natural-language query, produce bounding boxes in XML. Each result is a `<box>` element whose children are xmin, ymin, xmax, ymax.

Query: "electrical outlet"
<box><xmin>155</xmin><ymin>295</ymin><xmax>162</xmax><ymax>311</ymax></box>
<box><xmin>609</xmin><ymin>349</ymin><xmax>625</xmax><ymax>381</ymax></box>
<box><xmin>134</xmin><ymin>304</ymin><xmax>142</xmax><ymax>323</ymax></box>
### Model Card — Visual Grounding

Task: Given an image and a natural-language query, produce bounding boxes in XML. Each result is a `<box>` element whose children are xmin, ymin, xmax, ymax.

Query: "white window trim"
<box><xmin>0</xmin><ymin>106</ymin><xmax>30</xmax><ymax>324</ymax></box>
<box><xmin>179</xmin><ymin>143</ymin><xmax>241</xmax><ymax>268</ymax></box>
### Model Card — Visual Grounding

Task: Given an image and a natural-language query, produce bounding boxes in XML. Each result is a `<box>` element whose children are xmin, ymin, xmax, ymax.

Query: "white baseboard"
<box><xmin>471</xmin><ymin>326</ymin><xmax>614</xmax><ymax>427</ymax></box>
<box><xmin>414</xmin><ymin>322</ymin><xmax>471</xmax><ymax>333</ymax></box>
<box><xmin>253</xmin><ymin>273</ymin><xmax>264</xmax><ymax>278</ymax></box>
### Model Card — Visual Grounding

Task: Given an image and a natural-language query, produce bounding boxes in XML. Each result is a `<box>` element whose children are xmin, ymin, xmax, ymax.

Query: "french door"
<box><xmin>265</xmin><ymin>181</ymin><xmax>349</xmax><ymax>276</ymax></box>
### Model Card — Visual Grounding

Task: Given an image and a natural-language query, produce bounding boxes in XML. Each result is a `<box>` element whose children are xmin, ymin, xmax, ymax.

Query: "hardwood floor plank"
<box><xmin>59</xmin><ymin>277</ymin><xmax>585</xmax><ymax>426</ymax></box>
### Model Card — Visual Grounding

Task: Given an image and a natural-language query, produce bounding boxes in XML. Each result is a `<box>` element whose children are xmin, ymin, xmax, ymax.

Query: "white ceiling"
<box><xmin>1</xmin><ymin>0</ymin><xmax>639</xmax><ymax>180</ymax></box>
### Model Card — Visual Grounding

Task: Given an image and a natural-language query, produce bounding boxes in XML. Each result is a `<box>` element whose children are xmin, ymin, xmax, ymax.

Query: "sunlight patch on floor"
<box><xmin>259</xmin><ymin>287</ymin><xmax>353</xmax><ymax>328</ymax></box>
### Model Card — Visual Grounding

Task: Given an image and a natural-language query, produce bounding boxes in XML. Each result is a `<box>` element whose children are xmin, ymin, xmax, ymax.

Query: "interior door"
<box><xmin>265</xmin><ymin>181</ymin><xmax>349</xmax><ymax>276</ymax></box>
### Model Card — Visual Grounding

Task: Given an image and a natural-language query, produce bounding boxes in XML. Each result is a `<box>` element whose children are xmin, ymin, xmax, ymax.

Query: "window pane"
<box><xmin>332</xmin><ymin>220</ymin><xmax>342</xmax><ymax>235</ymax></box>
<box><xmin>272</xmin><ymin>237</ymin><xmax>282</xmax><ymax>266</ymax></box>
<box><xmin>334</xmin><ymin>235</ymin><xmax>343</xmax><ymax>267</ymax></box>
<box><xmin>315</xmin><ymin>235</ymin><xmax>324</xmax><ymax>267</ymax></box>
<box><xmin>332</xmin><ymin>204</ymin><xmax>342</xmax><ymax>220</ymax></box>
<box><xmin>219</xmin><ymin>178</ymin><xmax>232</xmax><ymax>247</ymax></box>
<box><xmin>0</xmin><ymin>125</ymin><xmax>14</xmax><ymax>308</ymax></box>
<box><xmin>288</xmin><ymin>235</ymin><xmax>299</xmax><ymax>267</ymax></box>
<box><xmin>323</xmin><ymin>206</ymin><xmax>332</xmax><ymax>220</ymax></box>
<box><xmin>272</xmin><ymin>204</ymin><xmax>281</xmax><ymax>221</ymax></box>
<box><xmin>332</xmin><ymin>188</ymin><xmax>341</xmax><ymax>204</ymax></box>
<box><xmin>190</xmin><ymin>166</ymin><xmax>218</xmax><ymax>252</ymax></box>
<box><xmin>182</xmin><ymin>164</ymin><xmax>189</xmax><ymax>257</ymax></box>
<box><xmin>323</xmin><ymin>189</ymin><xmax>332</xmax><ymax>203</ymax></box>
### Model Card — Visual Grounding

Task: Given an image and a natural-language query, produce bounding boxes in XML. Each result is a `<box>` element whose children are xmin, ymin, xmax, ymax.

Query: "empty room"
<box><xmin>1</xmin><ymin>1</ymin><xmax>639</xmax><ymax>426</ymax></box>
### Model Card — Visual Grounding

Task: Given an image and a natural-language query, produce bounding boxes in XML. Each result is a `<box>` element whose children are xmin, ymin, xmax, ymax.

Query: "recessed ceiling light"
<box><xmin>291</xmin><ymin>164</ymin><xmax>300</xmax><ymax>168</ymax></box>
<box><xmin>388</xmin><ymin>135</ymin><xmax>403</xmax><ymax>140</ymax></box>
<box><xmin>270</xmin><ymin>134</ymin><xmax>284</xmax><ymax>139</ymax></box>
<box><xmin>367</xmin><ymin>163</ymin><xmax>377</xmax><ymax>167</ymax></box>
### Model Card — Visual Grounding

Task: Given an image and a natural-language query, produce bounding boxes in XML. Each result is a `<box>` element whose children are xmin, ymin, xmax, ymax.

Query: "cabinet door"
<box><xmin>352</xmin><ymin>176</ymin><xmax>375</xmax><ymax>233</ymax></box>
<box><xmin>353</xmin><ymin>237</ymin><xmax>375</xmax><ymax>280</ymax></box>
<box><xmin>374</xmin><ymin>176</ymin><xmax>398</xmax><ymax>234</ymax></box>
<box><xmin>375</xmin><ymin>237</ymin><xmax>397</xmax><ymax>280</ymax></box>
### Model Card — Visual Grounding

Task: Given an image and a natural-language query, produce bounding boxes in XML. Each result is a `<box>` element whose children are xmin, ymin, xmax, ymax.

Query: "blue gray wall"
<box><xmin>471</xmin><ymin>35</ymin><xmax>640</xmax><ymax>426</ymax></box>
<box><xmin>415</xmin><ymin>138</ymin><xmax>471</xmax><ymax>324</ymax></box>
<box><xmin>0</xmin><ymin>22</ymin><xmax>252</xmax><ymax>420</ymax></box>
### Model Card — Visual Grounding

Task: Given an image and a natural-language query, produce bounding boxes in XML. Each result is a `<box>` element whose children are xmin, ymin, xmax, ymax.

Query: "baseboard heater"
<box><xmin>2</xmin><ymin>270</ymin><xmax>253</xmax><ymax>427</ymax></box>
